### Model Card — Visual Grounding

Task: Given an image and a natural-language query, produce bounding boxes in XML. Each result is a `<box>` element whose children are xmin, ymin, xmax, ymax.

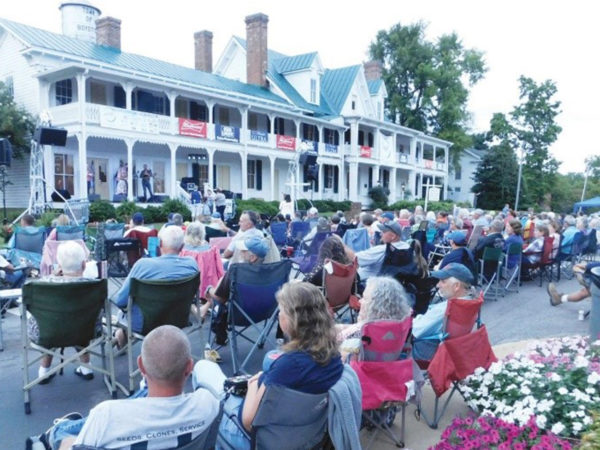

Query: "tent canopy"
<box><xmin>573</xmin><ymin>196</ymin><xmax>600</xmax><ymax>212</ymax></box>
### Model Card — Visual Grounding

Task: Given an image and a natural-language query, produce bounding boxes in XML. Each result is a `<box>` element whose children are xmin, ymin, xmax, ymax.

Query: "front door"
<box><xmin>216</xmin><ymin>165</ymin><xmax>230</xmax><ymax>190</ymax></box>
<box><xmin>87</xmin><ymin>157</ymin><xmax>109</xmax><ymax>200</ymax></box>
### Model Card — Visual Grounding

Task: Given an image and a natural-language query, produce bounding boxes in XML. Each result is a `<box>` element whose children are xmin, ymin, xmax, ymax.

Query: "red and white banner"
<box><xmin>423</xmin><ymin>159</ymin><xmax>434</xmax><ymax>169</ymax></box>
<box><xmin>276</xmin><ymin>134</ymin><xmax>296</xmax><ymax>151</ymax></box>
<box><xmin>360</xmin><ymin>146</ymin><xmax>372</xmax><ymax>158</ymax></box>
<box><xmin>178</xmin><ymin>118</ymin><xmax>207</xmax><ymax>138</ymax></box>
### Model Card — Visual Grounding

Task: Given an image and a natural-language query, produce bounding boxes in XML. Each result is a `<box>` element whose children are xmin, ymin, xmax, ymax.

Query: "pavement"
<box><xmin>0</xmin><ymin>275</ymin><xmax>589</xmax><ymax>449</ymax></box>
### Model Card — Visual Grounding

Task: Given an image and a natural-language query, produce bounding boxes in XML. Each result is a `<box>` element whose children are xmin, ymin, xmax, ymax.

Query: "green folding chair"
<box><xmin>121</xmin><ymin>273</ymin><xmax>201</xmax><ymax>393</ymax></box>
<box><xmin>478</xmin><ymin>247</ymin><xmax>504</xmax><ymax>301</ymax></box>
<box><xmin>21</xmin><ymin>279</ymin><xmax>120</xmax><ymax>414</ymax></box>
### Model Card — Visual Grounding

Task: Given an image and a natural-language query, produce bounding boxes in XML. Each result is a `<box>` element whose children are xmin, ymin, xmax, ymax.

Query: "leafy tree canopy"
<box><xmin>0</xmin><ymin>81</ymin><xmax>35</xmax><ymax>159</ymax></box>
<box><xmin>369</xmin><ymin>22</ymin><xmax>486</xmax><ymax>166</ymax></box>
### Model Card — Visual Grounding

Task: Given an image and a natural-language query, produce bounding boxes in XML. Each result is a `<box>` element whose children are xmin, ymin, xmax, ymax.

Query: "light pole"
<box><xmin>514</xmin><ymin>148</ymin><xmax>524</xmax><ymax>212</ymax></box>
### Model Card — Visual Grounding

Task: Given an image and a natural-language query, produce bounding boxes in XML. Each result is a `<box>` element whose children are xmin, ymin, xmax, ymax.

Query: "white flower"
<box><xmin>536</xmin><ymin>399</ymin><xmax>554</xmax><ymax>413</ymax></box>
<box><xmin>587</xmin><ymin>372</ymin><xmax>600</xmax><ymax>384</ymax></box>
<box><xmin>549</xmin><ymin>372</ymin><xmax>561</xmax><ymax>382</ymax></box>
<box><xmin>536</xmin><ymin>415</ymin><xmax>547</xmax><ymax>428</ymax></box>
<box><xmin>573</xmin><ymin>422</ymin><xmax>583</xmax><ymax>432</ymax></box>
<box><xmin>489</xmin><ymin>362</ymin><xmax>502</xmax><ymax>375</ymax></box>
<box><xmin>574</xmin><ymin>356</ymin><xmax>589</xmax><ymax>368</ymax></box>
<box><xmin>558</xmin><ymin>387</ymin><xmax>568</xmax><ymax>395</ymax></box>
<box><xmin>521</xmin><ymin>386</ymin><xmax>531</xmax><ymax>395</ymax></box>
<box><xmin>586</xmin><ymin>387</ymin><xmax>596</xmax><ymax>394</ymax></box>
<box><xmin>583</xmin><ymin>416</ymin><xmax>593</xmax><ymax>425</ymax></box>
<box><xmin>551</xmin><ymin>422</ymin><xmax>565</xmax><ymax>435</ymax></box>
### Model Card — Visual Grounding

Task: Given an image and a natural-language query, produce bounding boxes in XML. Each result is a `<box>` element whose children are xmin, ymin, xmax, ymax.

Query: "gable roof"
<box><xmin>273</xmin><ymin>52</ymin><xmax>317</xmax><ymax>74</ymax></box>
<box><xmin>367</xmin><ymin>79</ymin><xmax>383</xmax><ymax>95</ymax></box>
<box><xmin>321</xmin><ymin>65</ymin><xmax>361</xmax><ymax>115</ymax></box>
<box><xmin>0</xmin><ymin>18</ymin><xmax>292</xmax><ymax>108</ymax></box>
<box><xmin>232</xmin><ymin>36</ymin><xmax>334</xmax><ymax>117</ymax></box>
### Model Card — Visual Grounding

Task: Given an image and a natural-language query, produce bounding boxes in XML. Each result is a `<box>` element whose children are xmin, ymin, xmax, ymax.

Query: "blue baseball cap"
<box><xmin>132</xmin><ymin>212</ymin><xmax>144</xmax><ymax>225</ymax></box>
<box><xmin>447</xmin><ymin>231</ymin><xmax>467</xmax><ymax>245</ymax></box>
<box><xmin>211</xmin><ymin>212</ymin><xmax>221</xmax><ymax>219</ymax></box>
<box><xmin>382</xmin><ymin>212</ymin><xmax>395</xmax><ymax>221</ymax></box>
<box><xmin>237</xmin><ymin>236</ymin><xmax>269</xmax><ymax>258</ymax></box>
<box><xmin>430</xmin><ymin>263</ymin><xmax>473</xmax><ymax>285</ymax></box>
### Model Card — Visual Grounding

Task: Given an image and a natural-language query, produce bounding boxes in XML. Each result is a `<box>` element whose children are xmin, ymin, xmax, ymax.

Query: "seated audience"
<box><xmin>217</xmin><ymin>210</ymin><xmax>264</xmax><ymax>259</ymax></box>
<box><xmin>305</xmin><ymin>234</ymin><xmax>354</xmax><ymax>287</ymax></box>
<box><xmin>7</xmin><ymin>213</ymin><xmax>37</xmax><ymax>248</ymax></box>
<box><xmin>193</xmin><ymin>282</ymin><xmax>343</xmax><ymax>450</ymax></box>
<box><xmin>113</xmin><ymin>226</ymin><xmax>198</xmax><ymax>347</ymax></box>
<box><xmin>437</xmin><ymin>231</ymin><xmax>476</xmax><ymax>276</ymax></box>
<box><xmin>474</xmin><ymin>219</ymin><xmax>505</xmax><ymax>279</ymax></box>
<box><xmin>45</xmin><ymin>325</ymin><xmax>219</xmax><ymax>450</ymax></box>
<box><xmin>559</xmin><ymin>215</ymin><xmax>578</xmax><ymax>256</ymax></box>
<box><xmin>412</xmin><ymin>263</ymin><xmax>475</xmax><ymax>360</ymax></box>
<box><xmin>124</xmin><ymin>212</ymin><xmax>152</xmax><ymax>237</ymax></box>
<box><xmin>521</xmin><ymin>223</ymin><xmax>549</xmax><ymax>277</ymax></box>
<box><xmin>356</xmin><ymin>221</ymin><xmax>409</xmax><ymax>282</ymax></box>
<box><xmin>504</xmin><ymin>219</ymin><xmax>524</xmax><ymax>269</ymax></box>
<box><xmin>27</xmin><ymin>241</ymin><xmax>96</xmax><ymax>383</ymax></box>
<box><xmin>182</xmin><ymin>222</ymin><xmax>210</xmax><ymax>252</ymax></box>
<box><xmin>46</xmin><ymin>214</ymin><xmax>71</xmax><ymax>240</ymax></box>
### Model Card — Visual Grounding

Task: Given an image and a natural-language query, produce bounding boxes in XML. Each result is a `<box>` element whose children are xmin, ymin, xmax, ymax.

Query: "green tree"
<box><xmin>0</xmin><ymin>81</ymin><xmax>35</xmax><ymax>158</ymax></box>
<box><xmin>510</xmin><ymin>76</ymin><xmax>562</xmax><ymax>208</ymax></box>
<box><xmin>471</xmin><ymin>141</ymin><xmax>519</xmax><ymax>210</ymax></box>
<box><xmin>369</xmin><ymin>22</ymin><xmax>486</xmax><ymax>166</ymax></box>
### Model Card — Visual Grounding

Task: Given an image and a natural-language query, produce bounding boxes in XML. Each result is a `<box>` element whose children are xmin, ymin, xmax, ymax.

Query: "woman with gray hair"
<box><xmin>183</xmin><ymin>222</ymin><xmax>209</xmax><ymax>252</ymax></box>
<box><xmin>337</xmin><ymin>276</ymin><xmax>411</xmax><ymax>349</ymax></box>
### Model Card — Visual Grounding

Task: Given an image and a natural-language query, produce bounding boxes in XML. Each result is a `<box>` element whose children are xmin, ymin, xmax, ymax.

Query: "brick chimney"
<box><xmin>364</xmin><ymin>60</ymin><xmax>383</xmax><ymax>81</ymax></box>
<box><xmin>245</xmin><ymin>13</ymin><xmax>269</xmax><ymax>87</ymax></box>
<box><xmin>96</xmin><ymin>17</ymin><xmax>121</xmax><ymax>50</ymax></box>
<box><xmin>194</xmin><ymin>30</ymin><xmax>213</xmax><ymax>72</ymax></box>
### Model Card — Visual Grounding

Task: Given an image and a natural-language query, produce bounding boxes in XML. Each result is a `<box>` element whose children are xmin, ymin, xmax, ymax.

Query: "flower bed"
<box><xmin>432</xmin><ymin>415</ymin><xmax>573</xmax><ymax>449</ymax></box>
<box><xmin>462</xmin><ymin>336</ymin><xmax>600</xmax><ymax>438</ymax></box>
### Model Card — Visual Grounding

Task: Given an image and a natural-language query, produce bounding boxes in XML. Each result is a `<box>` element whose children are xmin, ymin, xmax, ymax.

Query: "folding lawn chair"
<box><xmin>21</xmin><ymin>279</ymin><xmax>121</xmax><ymax>413</ymax></box>
<box><xmin>105</xmin><ymin>238</ymin><xmax>142</xmax><ymax>290</ymax></box>
<box><xmin>211</xmin><ymin>260</ymin><xmax>292</xmax><ymax>374</ymax></box>
<box><xmin>350</xmin><ymin>317</ymin><xmax>420</xmax><ymax>449</ymax></box>
<box><xmin>40</xmin><ymin>239</ymin><xmax>89</xmax><ymax>277</ymax></box>
<box><xmin>503</xmin><ymin>242</ymin><xmax>523</xmax><ymax>293</ymax></box>
<box><xmin>119</xmin><ymin>273</ymin><xmax>201</xmax><ymax>393</ymax></box>
<box><xmin>209</xmin><ymin>236</ymin><xmax>232</xmax><ymax>254</ymax></box>
<box><xmin>127</xmin><ymin>228</ymin><xmax>158</xmax><ymax>255</ymax></box>
<box><xmin>205</xmin><ymin>226</ymin><xmax>228</xmax><ymax>240</ymax></box>
<box><xmin>322</xmin><ymin>258</ymin><xmax>358</xmax><ymax>322</ymax></box>
<box><xmin>10</xmin><ymin>226</ymin><xmax>47</xmax><ymax>269</ymax></box>
<box><xmin>289</xmin><ymin>221</ymin><xmax>311</xmax><ymax>247</ymax></box>
<box><xmin>342</xmin><ymin>227</ymin><xmax>370</xmax><ymax>252</ymax></box>
<box><xmin>292</xmin><ymin>231</ymin><xmax>331</xmax><ymax>274</ymax></box>
<box><xmin>558</xmin><ymin>231</ymin><xmax>583</xmax><ymax>280</ymax></box>
<box><xmin>478</xmin><ymin>247</ymin><xmax>503</xmax><ymax>300</ymax></box>
<box><xmin>269</xmin><ymin>221</ymin><xmax>288</xmax><ymax>248</ymax></box>
<box><xmin>55</xmin><ymin>224</ymin><xmax>86</xmax><ymax>241</ymax></box>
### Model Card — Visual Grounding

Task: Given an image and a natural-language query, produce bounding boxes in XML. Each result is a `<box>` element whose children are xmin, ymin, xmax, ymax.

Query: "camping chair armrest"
<box><xmin>411</xmin><ymin>333</ymin><xmax>447</xmax><ymax>345</ymax></box>
<box><xmin>222</xmin><ymin>396</ymin><xmax>252</xmax><ymax>441</ymax></box>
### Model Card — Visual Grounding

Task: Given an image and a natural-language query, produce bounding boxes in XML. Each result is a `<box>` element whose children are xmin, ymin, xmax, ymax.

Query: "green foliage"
<box><xmin>296</xmin><ymin>199</ymin><xmax>352</xmax><ymax>213</ymax></box>
<box><xmin>38</xmin><ymin>210</ymin><xmax>63</xmax><ymax>227</ymax></box>
<box><xmin>115</xmin><ymin>201</ymin><xmax>142</xmax><ymax>223</ymax></box>
<box><xmin>89</xmin><ymin>200</ymin><xmax>116</xmax><ymax>222</ymax></box>
<box><xmin>161</xmin><ymin>199</ymin><xmax>191</xmax><ymax>222</ymax></box>
<box><xmin>369</xmin><ymin>22</ymin><xmax>487</xmax><ymax>167</ymax></box>
<box><xmin>368</xmin><ymin>185</ymin><xmax>389</xmax><ymax>209</ymax></box>
<box><xmin>142</xmin><ymin>206</ymin><xmax>164</xmax><ymax>224</ymax></box>
<box><xmin>0</xmin><ymin>81</ymin><xmax>36</xmax><ymax>158</ymax></box>
<box><xmin>388</xmin><ymin>200</ymin><xmax>461</xmax><ymax>212</ymax></box>
<box><xmin>234</xmin><ymin>199</ymin><xmax>279</xmax><ymax>220</ymax></box>
<box><xmin>471</xmin><ymin>143</ymin><xmax>519</xmax><ymax>210</ymax></box>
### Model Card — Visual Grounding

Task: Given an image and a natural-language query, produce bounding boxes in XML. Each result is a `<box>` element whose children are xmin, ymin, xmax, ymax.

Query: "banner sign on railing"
<box><xmin>178</xmin><ymin>118</ymin><xmax>207</xmax><ymax>138</ymax></box>
<box><xmin>301</xmin><ymin>139</ymin><xmax>318</xmax><ymax>152</ymax></box>
<box><xmin>276</xmin><ymin>135</ymin><xmax>296</xmax><ymax>151</ymax></box>
<box><xmin>215</xmin><ymin>124</ymin><xmax>240</xmax><ymax>142</ymax></box>
<box><xmin>423</xmin><ymin>159</ymin><xmax>434</xmax><ymax>169</ymax></box>
<box><xmin>250</xmin><ymin>130</ymin><xmax>269</xmax><ymax>143</ymax></box>
<box><xmin>360</xmin><ymin>146</ymin><xmax>372</xmax><ymax>158</ymax></box>
<box><xmin>325</xmin><ymin>144</ymin><xmax>338</xmax><ymax>154</ymax></box>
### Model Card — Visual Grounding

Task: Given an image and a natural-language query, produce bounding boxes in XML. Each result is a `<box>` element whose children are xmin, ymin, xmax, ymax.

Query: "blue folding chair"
<box><xmin>342</xmin><ymin>227</ymin><xmax>370</xmax><ymax>252</ymax></box>
<box><xmin>289</xmin><ymin>221</ymin><xmax>311</xmax><ymax>247</ymax></box>
<box><xmin>292</xmin><ymin>231</ymin><xmax>331</xmax><ymax>274</ymax></box>
<box><xmin>56</xmin><ymin>224</ymin><xmax>86</xmax><ymax>241</ymax></box>
<box><xmin>224</xmin><ymin>260</ymin><xmax>292</xmax><ymax>374</ymax></box>
<box><xmin>10</xmin><ymin>226</ymin><xmax>47</xmax><ymax>269</ymax></box>
<box><xmin>270</xmin><ymin>222</ymin><xmax>288</xmax><ymax>247</ymax></box>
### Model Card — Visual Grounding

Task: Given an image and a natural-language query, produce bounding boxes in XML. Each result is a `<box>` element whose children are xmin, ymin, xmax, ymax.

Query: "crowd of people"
<box><xmin>7</xmin><ymin>200</ymin><xmax>600</xmax><ymax>449</ymax></box>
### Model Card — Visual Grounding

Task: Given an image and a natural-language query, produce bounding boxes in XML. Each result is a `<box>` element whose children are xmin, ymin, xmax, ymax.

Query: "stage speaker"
<box><xmin>299</xmin><ymin>152</ymin><xmax>317</xmax><ymax>166</ymax></box>
<box><xmin>306</xmin><ymin>164</ymin><xmax>319</xmax><ymax>182</ymax></box>
<box><xmin>34</xmin><ymin>126</ymin><xmax>68</xmax><ymax>146</ymax></box>
<box><xmin>0</xmin><ymin>138</ymin><xmax>12</xmax><ymax>167</ymax></box>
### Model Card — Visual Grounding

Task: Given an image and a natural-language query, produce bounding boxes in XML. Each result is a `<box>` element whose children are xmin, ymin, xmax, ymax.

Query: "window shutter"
<box><xmin>256</xmin><ymin>160</ymin><xmax>262</xmax><ymax>191</ymax></box>
<box><xmin>334</xmin><ymin>166</ymin><xmax>339</xmax><ymax>194</ymax></box>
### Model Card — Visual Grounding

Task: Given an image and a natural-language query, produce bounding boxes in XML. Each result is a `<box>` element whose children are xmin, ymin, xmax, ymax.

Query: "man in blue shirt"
<box><xmin>559</xmin><ymin>215</ymin><xmax>578</xmax><ymax>256</ymax></box>
<box><xmin>113</xmin><ymin>226</ymin><xmax>198</xmax><ymax>346</ymax></box>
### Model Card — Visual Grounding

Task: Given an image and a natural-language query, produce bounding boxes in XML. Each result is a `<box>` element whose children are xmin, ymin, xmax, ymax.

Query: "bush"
<box><xmin>161</xmin><ymin>199</ymin><xmax>191</xmax><ymax>222</ymax></box>
<box><xmin>39</xmin><ymin>209</ymin><xmax>63</xmax><ymax>227</ymax></box>
<box><xmin>89</xmin><ymin>200</ymin><xmax>116</xmax><ymax>222</ymax></box>
<box><xmin>368</xmin><ymin>185</ymin><xmax>389</xmax><ymax>209</ymax></box>
<box><xmin>142</xmin><ymin>205</ymin><xmax>164</xmax><ymax>224</ymax></box>
<box><xmin>296</xmin><ymin>199</ymin><xmax>352</xmax><ymax>213</ymax></box>
<box><xmin>235</xmin><ymin>199</ymin><xmax>279</xmax><ymax>220</ymax></box>
<box><xmin>387</xmin><ymin>200</ymin><xmax>468</xmax><ymax>212</ymax></box>
<box><xmin>115</xmin><ymin>201</ymin><xmax>142</xmax><ymax>223</ymax></box>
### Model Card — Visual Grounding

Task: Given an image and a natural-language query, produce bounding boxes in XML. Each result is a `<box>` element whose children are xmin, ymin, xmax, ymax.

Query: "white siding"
<box><xmin>4</xmin><ymin>155</ymin><xmax>31</xmax><ymax>208</ymax></box>
<box><xmin>0</xmin><ymin>32</ymin><xmax>40</xmax><ymax>114</ymax></box>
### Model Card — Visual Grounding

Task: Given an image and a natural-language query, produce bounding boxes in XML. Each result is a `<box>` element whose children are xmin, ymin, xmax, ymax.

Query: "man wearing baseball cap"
<box><xmin>205</xmin><ymin>235</ymin><xmax>269</xmax><ymax>345</ymax></box>
<box><xmin>356</xmin><ymin>219</ymin><xmax>409</xmax><ymax>282</ymax></box>
<box><xmin>436</xmin><ymin>231</ymin><xmax>476</xmax><ymax>278</ymax></box>
<box><xmin>412</xmin><ymin>263</ymin><xmax>476</xmax><ymax>360</ymax></box>
<box><xmin>124</xmin><ymin>212</ymin><xmax>152</xmax><ymax>237</ymax></box>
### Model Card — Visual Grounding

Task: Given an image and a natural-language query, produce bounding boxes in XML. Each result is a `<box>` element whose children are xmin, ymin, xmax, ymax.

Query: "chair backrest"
<box><xmin>228</xmin><ymin>260</ymin><xmax>292</xmax><ymax>327</ymax></box>
<box><xmin>586</xmin><ymin>231</ymin><xmax>598</xmax><ymax>255</ymax></box>
<box><xmin>290</xmin><ymin>221</ymin><xmax>311</xmax><ymax>242</ymax></box>
<box><xmin>305</xmin><ymin>231</ymin><xmax>331</xmax><ymax>256</ymax></box>
<box><xmin>323</xmin><ymin>258</ymin><xmax>357</xmax><ymax>309</ymax></box>
<box><xmin>444</xmin><ymin>293</ymin><xmax>484</xmax><ymax>339</ymax></box>
<box><xmin>401</xmin><ymin>226</ymin><xmax>412</xmax><ymax>241</ymax></box>
<box><xmin>359</xmin><ymin>317</ymin><xmax>413</xmax><ymax>362</ymax></box>
<box><xmin>105</xmin><ymin>238</ymin><xmax>142</xmax><ymax>277</ymax></box>
<box><xmin>252</xmin><ymin>384</ymin><xmax>328</xmax><ymax>450</ymax></box>
<box><xmin>103</xmin><ymin>223</ymin><xmax>125</xmax><ymax>240</ymax></box>
<box><xmin>467</xmin><ymin>225</ymin><xmax>483</xmax><ymax>251</ymax></box>
<box><xmin>180</xmin><ymin>246</ymin><xmax>224</xmax><ymax>299</ymax></box>
<box><xmin>205</xmin><ymin>226</ymin><xmax>227</xmax><ymax>240</ymax></box>
<box><xmin>23</xmin><ymin>279</ymin><xmax>107</xmax><ymax>349</ymax></box>
<box><xmin>381</xmin><ymin>243</ymin><xmax>419</xmax><ymax>279</ymax></box>
<box><xmin>127</xmin><ymin>228</ymin><xmax>158</xmax><ymax>251</ymax></box>
<box><xmin>209</xmin><ymin>236</ymin><xmax>232</xmax><ymax>253</ymax></box>
<box><xmin>342</xmin><ymin>227</ymin><xmax>370</xmax><ymax>252</ymax></box>
<box><xmin>130</xmin><ymin>273</ymin><xmax>200</xmax><ymax>335</ymax></box>
<box><xmin>335</xmin><ymin>222</ymin><xmax>355</xmax><ymax>238</ymax></box>
<box><xmin>426</xmin><ymin>228</ymin><xmax>437</xmax><ymax>244</ymax></box>
<box><xmin>540</xmin><ymin>236</ymin><xmax>555</xmax><ymax>264</ymax></box>
<box><xmin>56</xmin><ymin>224</ymin><xmax>85</xmax><ymax>241</ymax></box>
<box><xmin>270</xmin><ymin>222</ymin><xmax>288</xmax><ymax>247</ymax></box>
<box><xmin>14</xmin><ymin>226</ymin><xmax>46</xmax><ymax>254</ymax></box>
<box><xmin>481</xmin><ymin>246</ymin><xmax>503</xmax><ymax>262</ymax></box>
<box><xmin>147</xmin><ymin>236</ymin><xmax>160</xmax><ymax>257</ymax></box>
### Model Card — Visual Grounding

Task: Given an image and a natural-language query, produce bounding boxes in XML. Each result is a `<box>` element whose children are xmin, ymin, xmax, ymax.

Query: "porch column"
<box><xmin>408</xmin><ymin>171</ymin><xmax>416</xmax><ymax>201</ymax></box>
<box><xmin>76</xmin><ymin>72</ymin><xmax>87</xmax><ymax>199</ymax></box>
<box><xmin>124</xmin><ymin>82</ymin><xmax>133</xmax><ymax>110</ymax></box>
<box><xmin>126</xmin><ymin>139</ymin><xmax>134</xmax><ymax>201</ymax></box>
<box><xmin>317</xmin><ymin>163</ymin><xmax>324</xmax><ymax>200</ymax></box>
<box><xmin>168</xmin><ymin>91</ymin><xmax>176</xmax><ymax>117</ymax></box>
<box><xmin>409</xmin><ymin>137</ymin><xmax>417</xmax><ymax>165</ymax></box>
<box><xmin>338</xmin><ymin>162</ymin><xmax>344</xmax><ymax>202</ymax></box>
<box><xmin>241</xmin><ymin>153</ymin><xmax>248</xmax><ymax>199</ymax></box>
<box><xmin>389</xmin><ymin>167</ymin><xmax>397</xmax><ymax>204</ymax></box>
<box><xmin>269</xmin><ymin>156</ymin><xmax>276</xmax><ymax>201</ymax></box>
<box><xmin>168</xmin><ymin>143</ymin><xmax>177</xmax><ymax>199</ymax></box>
<box><xmin>349</xmin><ymin>162</ymin><xmax>358</xmax><ymax>200</ymax></box>
<box><xmin>350</xmin><ymin>121</ymin><xmax>359</xmax><ymax>156</ymax></box>
<box><xmin>207</xmin><ymin>149</ymin><xmax>214</xmax><ymax>189</ymax></box>
<box><xmin>241</xmin><ymin>107</ymin><xmax>248</xmax><ymax>144</ymax></box>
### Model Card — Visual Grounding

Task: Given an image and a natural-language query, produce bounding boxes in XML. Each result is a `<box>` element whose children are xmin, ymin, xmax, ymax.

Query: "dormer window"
<box><xmin>310</xmin><ymin>79</ymin><xmax>317</xmax><ymax>103</ymax></box>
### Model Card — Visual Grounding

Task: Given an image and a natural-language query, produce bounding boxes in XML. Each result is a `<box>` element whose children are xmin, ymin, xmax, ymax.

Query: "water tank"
<box><xmin>59</xmin><ymin>1</ymin><xmax>101</xmax><ymax>42</ymax></box>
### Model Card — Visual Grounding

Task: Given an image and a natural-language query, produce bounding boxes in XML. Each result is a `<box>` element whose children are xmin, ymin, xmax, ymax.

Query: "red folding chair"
<box><xmin>322</xmin><ymin>258</ymin><xmax>358</xmax><ymax>322</ymax></box>
<box><xmin>350</xmin><ymin>317</ymin><xmax>420</xmax><ymax>449</ymax></box>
